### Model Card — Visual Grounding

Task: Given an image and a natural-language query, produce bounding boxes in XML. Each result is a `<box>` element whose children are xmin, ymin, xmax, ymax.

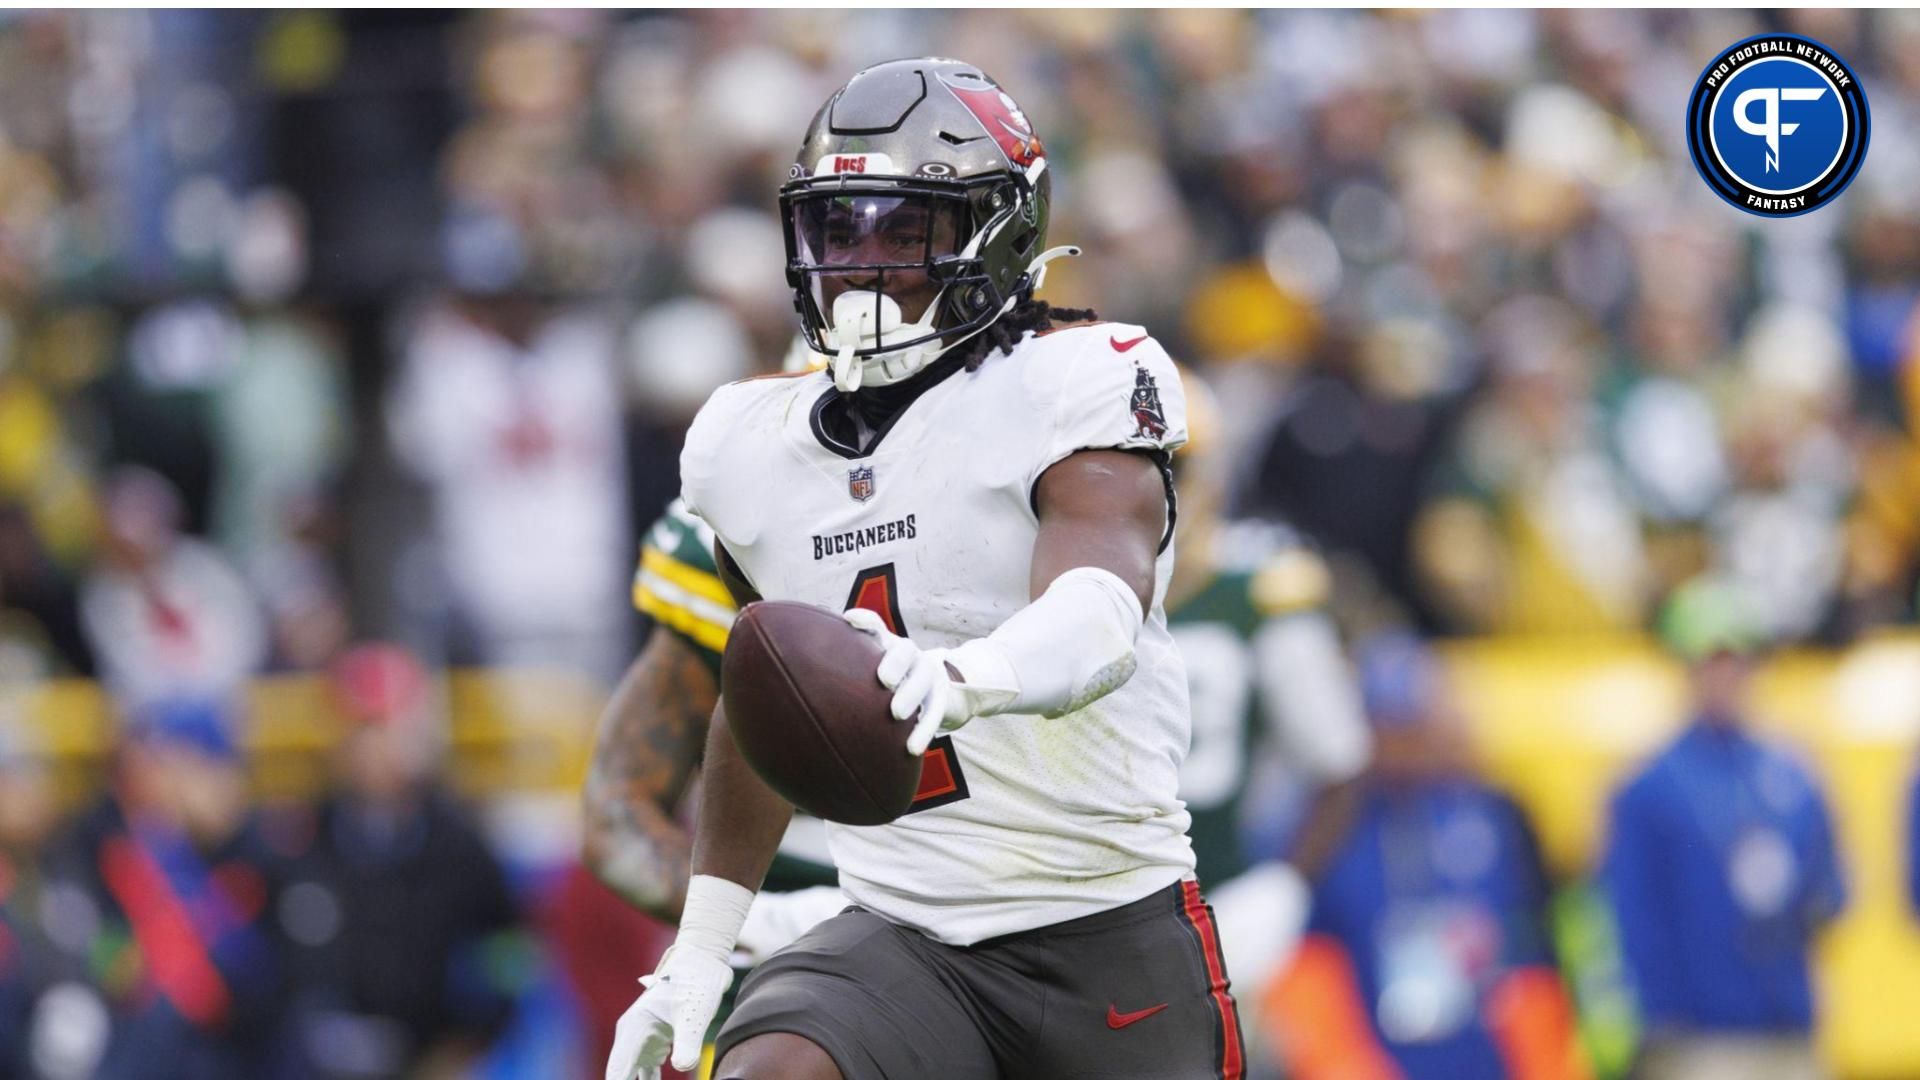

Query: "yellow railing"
<box><xmin>13</xmin><ymin>667</ymin><xmax>606</xmax><ymax>810</ymax></box>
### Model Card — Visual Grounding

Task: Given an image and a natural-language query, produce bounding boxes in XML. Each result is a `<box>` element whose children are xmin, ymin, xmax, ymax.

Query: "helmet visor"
<box><xmin>790</xmin><ymin>191</ymin><xmax>967</xmax><ymax>274</ymax></box>
<box><xmin>788</xmin><ymin>190</ymin><xmax>972</xmax><ymax>347</ymax></box>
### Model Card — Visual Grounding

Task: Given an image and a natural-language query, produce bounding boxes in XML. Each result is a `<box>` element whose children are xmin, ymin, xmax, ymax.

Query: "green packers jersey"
<box><xmin>633</xmin><ymin>499</ymin><xmax>733</xmax><ymax>676</ymax></box>
<box><xmin>631</xmin><ymin>498</ymin><xmax>837</xmax><ymax>894</ymax></box>
<box><xmin>1169</xmin><ymin>526</ymin><xmax>1335</xmax><ymax>886</ymax></box>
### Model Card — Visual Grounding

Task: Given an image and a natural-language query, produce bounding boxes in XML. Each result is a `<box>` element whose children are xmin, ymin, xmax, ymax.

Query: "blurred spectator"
<box><xmin>79</xmin><ymin>468</ymin><xmax>266</xmax><ymax>702</ymax></box>
<box><xmin>1840</xmin><ymin>196</ymin><xmax>1920</xmax><ymax>424</ymax></box>
<box><xmin>1415</xmin><ymin>296</ymin><xmax>1649</xmax><ymax>635</ymax></box>
<box><xmin>621</xmin><ymin>294</ymin><xmax>758</xmax><ymax>535</ymax></box>
<box><xmin>208</xmin><ymin>209</ymin><xmax>355</xmax><ymax>671</ymax></box>
<box><xmin>0</xmin><ymin>502</ymin><xmax>92</xmax><ymax>678</ymax></box>
<box><xmin>1707</xmin><ymin>306</ymin><xmax>1857</xmax><ymax>644</ymax></box>
<box><xmin>1905</xmin><ymin>760</ymin><xmax>1920</xmax><ymax>919</ymax></box>
<box><xmin>0</xmin><ymin>718</ymin><xmax>59</xmax><ymax>1078</ymax></box>
<box><xmin>1265</xmin><ymin>632</ymin><xmax>1586</xmax><ymax>1080</ymax></box>
<box><xmin>384</xmin><ymin>280</ymin><xmax>631</xmax><ymax>681</ymax></box>
<box><xmin>1605</xmin><ymin>226</ymin><xmax>1737</xmax><ymax>592</ymax></box>
<box><xmin>1600</xmin><ymin>580</ymin><xmax>1846</xmax><ymax>1080</ymax></box>
<box><xmin>1245</xmin><ymin>333</ymin><xmax>1459</xmax><ymax>625</ymax></box>
<box><xmin>1843</xmin><ymin>420</ymin><xmax>1920</xmax><ymax>632</ymax></box>
<box><xmin>280</xmin><ymin>643</ymin><xmax>527</xmax><ymax>1079</ymax></box>
<box><xmin>33</xmin><ymin>696</ymin><xmax>298</xmax><ymax>1080</ymax></box>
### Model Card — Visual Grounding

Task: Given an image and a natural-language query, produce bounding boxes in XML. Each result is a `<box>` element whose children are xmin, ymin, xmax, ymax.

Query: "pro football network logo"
<box><xmin>1686</xmin><ymin>33</ymin><xmax>1868</xmax><ymax>218</ymax></box>
<box><xmin>848</xmin><ymin>465</ymin><xmax>876</xmax><ymax>503</ymax></box>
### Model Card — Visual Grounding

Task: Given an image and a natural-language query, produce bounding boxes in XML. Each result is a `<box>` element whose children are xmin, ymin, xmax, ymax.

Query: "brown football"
<box><xmin>721</xmin><ymin>600</ymin><xmax>920</xmax><ymax>826</ymax></box>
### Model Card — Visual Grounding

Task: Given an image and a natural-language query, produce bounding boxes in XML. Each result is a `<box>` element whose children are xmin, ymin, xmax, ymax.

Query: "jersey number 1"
<box><xmin>846</xmin><ymin>564</ymin><xmax>971</xmax><ymax>813</ymax></box>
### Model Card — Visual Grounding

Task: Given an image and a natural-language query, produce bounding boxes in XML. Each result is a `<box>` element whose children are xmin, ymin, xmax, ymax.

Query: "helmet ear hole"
<box><xmin>930</xmin><ymin>254</ymin><xmax>967</xmax><ymax>284</ymax></box>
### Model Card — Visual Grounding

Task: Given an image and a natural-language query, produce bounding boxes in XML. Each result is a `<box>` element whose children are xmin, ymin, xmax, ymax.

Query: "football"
<box><xmin>721</xmin><ymin>600</ymin><xmax>920</xmax><ymax>825</ymax></box>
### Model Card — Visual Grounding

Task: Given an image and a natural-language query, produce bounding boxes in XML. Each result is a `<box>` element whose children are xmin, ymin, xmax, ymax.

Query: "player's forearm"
<box><xmin>582</xmin><ymin>797</ymin><xmax>692</xmax><ymax>919</ymax></box>
<box><xmin>690</xmin><ymin>700</ymin><xmax>794</xmax><ymax>893</ymax></box>
<box><xmin>946</xmin><ymin>567</ymin><xmax>1145</xmax><ymax>719</ymax></box>
<box><xmin>941</xmin><ymin>449</ymin><xmax>1162</xmax><ymax>719</ymax></box>
<box><xmin>581</xmin><ymin>631</ymin><xmax>713</xmax><ymax>920</ymax></box>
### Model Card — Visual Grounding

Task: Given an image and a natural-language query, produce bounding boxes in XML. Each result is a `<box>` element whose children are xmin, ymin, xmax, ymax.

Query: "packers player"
<box><xmin>1165</xmin><ymin>368</ymin><xmax>1372</xmax><ymax>1027</ymax></box>
<box><xmin>583</xmin><ymin>356</ymin><xmax>842</xmax><ymax>1078</ymax></box>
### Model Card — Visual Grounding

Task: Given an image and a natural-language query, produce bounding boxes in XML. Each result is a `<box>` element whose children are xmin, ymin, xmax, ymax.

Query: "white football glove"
<box><xmin>605</xmin><ymin>875</ymin><xmax>753</xmax><ymax>1080</ymax></box>
<box><xmin>604</xmin><ymin>943</ymin><xmax>733</xmax><ymax>1080</ymax></box>
<box><xmin>843</xmin><ymin>608</ymin><xmax>1015</xmax><ymax>755</ymax></box>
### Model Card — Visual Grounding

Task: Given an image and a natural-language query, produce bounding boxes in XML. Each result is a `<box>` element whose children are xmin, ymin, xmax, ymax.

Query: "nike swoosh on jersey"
<box><xmin>1106</xmin><ymin>1002</ymin><xmax>1170</xmax><ymax>1029</ymax></box>
<box><xmin>1110</xmin><ymin>334</ymin><xmax>1150</xmax><ymax>352</ymax></box>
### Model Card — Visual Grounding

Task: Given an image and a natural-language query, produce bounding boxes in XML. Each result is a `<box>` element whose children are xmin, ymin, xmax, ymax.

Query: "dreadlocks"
<box><xmin>951</xmin><ymin>294</ymin><xmax>1101</xmax><ymax>372</ymax></box>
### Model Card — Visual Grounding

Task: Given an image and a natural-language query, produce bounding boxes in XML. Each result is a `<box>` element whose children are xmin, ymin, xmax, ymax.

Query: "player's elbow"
<box><xmin>579</xmin><ymin>798</ymin><xmax>682</xmax><ymax>918</ymax></box>
<box><xmin>578</xmin><ymin>809</ymin><xmax>618</xmax><ymax>880</ymax></box>
<box><xmin>1044</xmin><ymin>647</ymin><xmax>1138</xmax><ymax>718</ymax></box>
<box><xmin>577</xmin><ymin>805</ymin><xmax>627</xmax><ymax>889</ymax></box>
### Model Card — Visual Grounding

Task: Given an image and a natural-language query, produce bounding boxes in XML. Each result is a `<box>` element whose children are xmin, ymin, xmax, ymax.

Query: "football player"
<box><xmin>608</xmin><ymin>58</ymin><xmax>1244</xmax><ymax>1080</ymax></box>
<box><xmin>1162</xmin><ymin>368</ymin><xmax>1372</xmax><ymax>1044</ymax></box>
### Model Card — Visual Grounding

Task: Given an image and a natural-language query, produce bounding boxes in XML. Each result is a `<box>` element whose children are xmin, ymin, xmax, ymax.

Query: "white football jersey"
<box><xmin>682</xmin><ymin>323</ymin><xmax>1197</xmax><ymax>945</ymax></box>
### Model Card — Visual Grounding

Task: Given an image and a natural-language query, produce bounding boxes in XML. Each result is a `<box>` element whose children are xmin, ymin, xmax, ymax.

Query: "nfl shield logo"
<box><xmin>848</xmin><ymin>465</ymin><xmax>876</xmax><ymax>503</ymax></box>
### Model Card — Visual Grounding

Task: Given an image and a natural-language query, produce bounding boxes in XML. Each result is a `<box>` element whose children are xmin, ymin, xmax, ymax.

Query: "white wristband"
<box><xmin>947</xmin><ymin>565</ymin><xmax>1144</xmax><ymax>719</ymax></box>
<box><xmin>677</xmin><ymin>874</ymin><xmax>756</xmax><ymax>958</ymax></box>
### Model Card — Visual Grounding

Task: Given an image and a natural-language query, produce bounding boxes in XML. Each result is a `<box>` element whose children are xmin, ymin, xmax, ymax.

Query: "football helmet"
<box><xmin>779</xmin><ymin>58</ymin><xmax>1078</xmax><ymax>392</ymax></box>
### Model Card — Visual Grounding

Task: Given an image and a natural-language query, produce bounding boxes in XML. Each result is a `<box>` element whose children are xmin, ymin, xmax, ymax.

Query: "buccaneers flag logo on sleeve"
<box><xmin>1131</xmin><ymin>366</ymin><xmax>1167</xmax><ymax>439</ymax></box>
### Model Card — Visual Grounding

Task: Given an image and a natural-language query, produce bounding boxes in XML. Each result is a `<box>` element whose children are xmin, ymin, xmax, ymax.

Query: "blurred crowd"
<box><xmin>0</xmin><ymin>647</ymin><xmax>548</xmax><ymax>1079</ymax></box>
<box><xmin>0</xmin><ymin>7</ymin><xmax>1915</xmax><ymax>1080</ymax></box>
<box><xmin>0</xmin><ymin>9</ymin><xmax>1914</xmax><ymax>697</ymax></box>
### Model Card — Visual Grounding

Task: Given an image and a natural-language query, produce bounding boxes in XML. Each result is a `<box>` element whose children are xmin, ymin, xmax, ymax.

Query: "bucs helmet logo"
<box><xmin>848</xmin><ymin>465</ymin><xmax>877</xmax><ymax>503</ymax></box>
<box><xmin>942</xmin><ymin>80</ymin><xmax>1045</xmax><ymax>172</ymax></box>
<box><xmin>1131</xmin><ymin>366</ymin><xmax>1167</xmax><ymax>440</ymax></box>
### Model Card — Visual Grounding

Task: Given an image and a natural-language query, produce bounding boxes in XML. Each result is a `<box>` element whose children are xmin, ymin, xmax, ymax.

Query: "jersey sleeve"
<box><xmin>1246</xmin><ymin>543</ymin><xmax>1369</xmax><ymax>784</ymax></box>
<box><xmin>631</xmin><ymin>500</ymin><xmax>734</xmax><ymax>671</ymax></box>
<box><xmin>1252</xmin><ymin>611</ymin><xmax>1372</xmax><ymax>784</ymax></box>
<box><xmin>679</xmin><ymin>376</ymin><xmax>789</xmax><ymax>561</ymax></box>
<box><xmin>1031</xmin><ymin>326</ymin><xmax>1189</xmax><ymax>487</ymax></box>
<box><xmin>677</xmin><ymin>380</ymin><xmax>737</xmax><ymax>529</ymax></box>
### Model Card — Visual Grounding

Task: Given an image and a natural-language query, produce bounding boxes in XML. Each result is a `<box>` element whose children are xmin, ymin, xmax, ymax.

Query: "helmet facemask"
<box><xmin>782</xmin><ymin>174</ymin><xmax>1029</xmax><ymax>392</ymax></box>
